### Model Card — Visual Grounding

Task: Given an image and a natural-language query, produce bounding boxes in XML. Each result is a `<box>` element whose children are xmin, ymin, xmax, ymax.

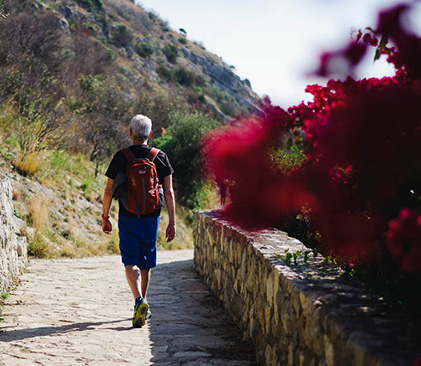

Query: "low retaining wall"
<box><xmin>193</xmin><ymin>210</ymin><xmax>420</xmax><ymax>366</ymax></box>
<box><xmin>0</xmin><ymin>178</ymin><xmax>28</xmax><ymax>293</ymax></box>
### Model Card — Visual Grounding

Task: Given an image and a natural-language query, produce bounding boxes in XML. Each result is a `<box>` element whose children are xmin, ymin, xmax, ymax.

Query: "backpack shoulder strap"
<box><xmin>147</xmin><ymin>147</ymin><xmax>160</xmax><ymax>162</ymax></box>
<box><xmin>122</xmin><ymin>148</ymin><xmax>136</xmax><ymax>162</ymax></box>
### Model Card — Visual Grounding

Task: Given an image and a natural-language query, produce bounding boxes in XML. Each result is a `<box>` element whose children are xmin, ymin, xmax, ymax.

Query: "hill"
<box><xmin>1</xmin><ymin>0</ymin><xmax>261</xmax><ymax>162</ymax></box>
<box><xmin>0</xmin><ymin>0</ymin><xmax>261</xmax><ymax>258</ymax></box>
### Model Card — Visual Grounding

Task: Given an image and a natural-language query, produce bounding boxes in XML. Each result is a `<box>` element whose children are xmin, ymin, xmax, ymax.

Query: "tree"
<box><xmin>76</xmin><ymin>76</ymin><xmax>131</xmax><ymax>175</ymax></box>
<box><xmin>154</xmin><ymin>111</ymin><xmax>220</xmax><ymax>212</ymax></box>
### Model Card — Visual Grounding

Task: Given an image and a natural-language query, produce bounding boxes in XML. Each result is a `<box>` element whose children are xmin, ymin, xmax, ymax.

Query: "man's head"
<box><xmin>129</xmin><ymin>114</ymin><xmax>152</xmax><ymax>142</ymax></box>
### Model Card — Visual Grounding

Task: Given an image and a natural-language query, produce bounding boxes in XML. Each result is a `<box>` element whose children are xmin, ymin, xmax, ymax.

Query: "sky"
<box><xmin>135</xmin><ymin>0</ymin><xmax>421</xmax><ymax>109</ymax></box>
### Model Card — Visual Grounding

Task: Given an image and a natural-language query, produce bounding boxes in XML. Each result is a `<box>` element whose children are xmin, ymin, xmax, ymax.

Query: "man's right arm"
<box><xmin>102</xmin><ymin>178</ymin><xmax>114</xmax><ymax>234</ymax></box>
<box><xmin>163</xmin><ymin>174</ymin><xmax>176</xmax><ymax>242</ymax></box>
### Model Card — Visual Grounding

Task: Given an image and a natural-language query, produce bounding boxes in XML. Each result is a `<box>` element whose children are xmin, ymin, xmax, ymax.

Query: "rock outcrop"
<box><xmin>187</xmin><ymin>51</ymin><xmax>260</xmax><ymax>112</ymax></box>
<box><xmin>0</xmin><ymin>179</ymin><xmax>28</xmax><ymax>292</ymax></box>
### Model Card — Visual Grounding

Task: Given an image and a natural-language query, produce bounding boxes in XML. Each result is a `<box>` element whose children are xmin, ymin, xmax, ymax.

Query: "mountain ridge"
<box><xmin>53</xmin><ymin>0</ymin><xmax>261</xmax><ymax>118</ymax></box>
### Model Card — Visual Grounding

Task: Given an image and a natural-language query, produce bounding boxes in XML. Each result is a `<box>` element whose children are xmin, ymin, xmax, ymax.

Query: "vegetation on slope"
<box><xmin>0</xmin><ymin>0</ymin><xmax>253</xmax><ymax>257</ymax></box>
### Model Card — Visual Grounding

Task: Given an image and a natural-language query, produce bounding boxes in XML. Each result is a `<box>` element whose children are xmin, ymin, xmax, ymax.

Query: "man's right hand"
<box><xmin>102</xmin><ymin>218</ymin><xmax>112</xmax><ymax>235</ymax></box>
<box><xmin>166</xmin><ymin>223</ymin><xmax>176</xmax><ymax>242</ymax></box>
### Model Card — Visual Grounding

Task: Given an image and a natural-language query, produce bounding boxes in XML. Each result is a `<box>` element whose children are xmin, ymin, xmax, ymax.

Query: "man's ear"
<box><xmin>148</xmin><ymin>130</ymin><xmax>152</xmax><ymax>138</ymax></box>
<box><xmin>129</xmin><ymin>128</ymin><xmax>133</xmax><ymax>137</ymax></box>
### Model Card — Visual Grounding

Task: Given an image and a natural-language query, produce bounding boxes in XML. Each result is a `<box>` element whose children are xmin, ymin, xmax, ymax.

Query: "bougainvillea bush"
<box><xmin>201</xmin><ymin>2</ymin><xmax>421</xmax><ymax>309</ymax></box>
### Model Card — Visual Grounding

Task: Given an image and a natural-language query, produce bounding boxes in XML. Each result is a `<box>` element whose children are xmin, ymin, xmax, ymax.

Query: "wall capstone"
<box><xmin>0</xmin><ymin>178</ymin><xmax>28</xmax><ymax>292</ymax></box>
<box><xmin>193</xmin><ymin>210</ymin><xmax>420</xmax><ymax>366</ymax></box>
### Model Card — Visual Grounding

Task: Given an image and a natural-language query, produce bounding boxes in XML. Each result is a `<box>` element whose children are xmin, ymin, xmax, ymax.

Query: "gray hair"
<box><xmin>130</xmin><ymin>114</ymin><xmax>152</xmax><ymax>141</ymax></box>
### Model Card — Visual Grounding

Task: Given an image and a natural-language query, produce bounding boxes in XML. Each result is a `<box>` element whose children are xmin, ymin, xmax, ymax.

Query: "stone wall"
<box><xmin>0</xmin><ymin>178</ymin><xmax>28</xmax><ymax>292</ymax></box>
<box><xmin>193</xmin><ymin>210</ymin><xmax>420</xmax><ymax>366</ymax></box>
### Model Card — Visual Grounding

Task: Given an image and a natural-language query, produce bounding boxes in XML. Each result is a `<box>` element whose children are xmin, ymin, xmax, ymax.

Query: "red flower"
<box><xmin>362</xmin><ymin>33</ymin><xmax>378</xmax><ymax>47</ymax></box>
<box><xmin>201</xmin><ymin>2</ymin><xmax>421</xmax><ymax>270</ymax></box>
<box><xmin>386</xmin><ymin>208</ymin><xmax>421</xmax><ymax>273</ymax></box>
<box><xmin>345</xmin><ymin>42</ymin><xmax>367</xmax><ymax>66</ymax></box>
<box><xmin>317</xmin><ymin>211</ymin><xmax>381</xmax><ymax>262</ymax></box>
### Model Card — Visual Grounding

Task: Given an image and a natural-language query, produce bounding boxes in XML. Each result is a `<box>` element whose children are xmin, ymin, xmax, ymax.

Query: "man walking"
<box><xmin>102</xmin><ymin>114</ymin><xmax>176</xmax><ymax>328</ymax></box>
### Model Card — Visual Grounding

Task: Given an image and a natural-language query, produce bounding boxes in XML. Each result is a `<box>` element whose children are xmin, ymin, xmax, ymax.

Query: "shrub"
<box><xmin>148</xmin><ymin>11</ymin><xmax>158</xmax><ymax>22</ymax></box>
<box><xmin>81</xmin><ymin>176</ymin><xmax>95</xmax><ymax>197</ymax></box>
<box><xmin>76</xmin><ymin>0</ymin><xmax>104</xmax><ymax>15</ymax></box>
<box><xmin>156</xmin><ymin>65</ymin><xmax>174</xmax><ymax>82</ymax></box>
<box><xmin>174</xmin><ymin>66</ymin><xmax>195</xmax><ymax>86</ymax></box>
<box><xmin>133</xmin><ymin>91</ymin><xmax>189</xmax><ymax>137</ymax></box>
<box><xmin>0</xmin><ymin>10</ymin><xmax>64</xmax><ymax>109</ymax></box>
<box><xmin>28</xmin><ymin>234</ymin><xmax>52</xmax><ymax>258</ymax></box>
<box><xmin>135</xmin><ymin>42</ymin><xmax>153</xmax><ymax>58</ymax></box>
<box><xmin>106</xmin><ymin>48</ymin><xmax>115</xmax><ymax>62</ymax></box>
<box><xmin>113</xmin><ymin>24</ymin><xmax>133</xmax><ymax>47</ymax></box>
<box><xmin>76</xmin><ymin>76</ymin><xmax>131</xmax><ymax>172</ymax></box>
<box><xmin>162</xmin><ymin>45</ymin><xmax>178</xmax><ymax>64</ymax></box>
<box><xmin>219</xmin><ymin>102</ymin><xmax>235</xmax><ymax>117</ymax></box>
<box><xmin>153</xmin><ymin>111</ymin><xmax>220</xmax><ymax>212</ymax></box>
<box><xmin>66</xmin><ymin>26</ymin><xmax>111</xmax><ymax>78</ymax></box>
<box><xmin>50</xmin><ymin>149</ymin><xmax>70</xmax><ymax>173</ymax></box>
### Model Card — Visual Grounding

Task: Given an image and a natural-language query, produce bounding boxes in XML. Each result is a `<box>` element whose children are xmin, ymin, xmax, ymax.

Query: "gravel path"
<box><xmin>0</xmin><ymin>250</ymin><xmax>256</xmax><ymax>365</ymax></box>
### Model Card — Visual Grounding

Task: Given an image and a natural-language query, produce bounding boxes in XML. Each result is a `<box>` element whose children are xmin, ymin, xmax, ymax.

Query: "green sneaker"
<box><xmin>145</xmin><ymin>309</ymin><xmax>152</xmax><ymax>321</ymax></box>
<box><xmin>133</xmin><ymin>298</ymin><xmax>149</xmax><ymax>328</ymax></box>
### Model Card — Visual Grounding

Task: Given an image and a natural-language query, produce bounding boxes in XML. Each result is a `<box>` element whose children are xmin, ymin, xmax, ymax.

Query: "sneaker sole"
<box><xmin>133</xmin><ymin>302</ymin><xmax>149</xmax><ymax>328</ymax></box>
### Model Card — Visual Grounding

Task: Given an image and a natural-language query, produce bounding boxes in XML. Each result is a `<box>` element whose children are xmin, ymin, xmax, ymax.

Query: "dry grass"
<box><xmin>202</xmin><ymin>186</ymin><xmax>222</xmax><ymax>210</ymax></box>
<box><xmin>12</xmin><ymin>187</ymin><xmax>22</xmax><ymax>202</ymax></box>
<box><xmin>28</xmin><ymin>234</ymin><xmax>54</xmax><ymax>258</ymax></box>
<box><xmin>29</xmin><ymin>194</ymin><xmax>50</xmax><ymax>233</ymax></box>
<box><xmin>4</xmin><ymin>132</ymin><xmax>196</xmax><ymax>259</ymax></box>
<box><xmin>157</xmin><ymin>206</ymin><xmax>194</xmax><ymax>251</ymax></box>
<box><xmin>14</xmin><ymin>152</ymin><xmax>45</xmax><ymax>176</ymax></box>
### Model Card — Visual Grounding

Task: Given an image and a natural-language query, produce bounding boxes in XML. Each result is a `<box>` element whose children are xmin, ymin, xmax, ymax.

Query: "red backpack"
<box><xmin>121</xmin><ymin>147</ymin><xmax>163</xmax><ymax>216</ymax></box>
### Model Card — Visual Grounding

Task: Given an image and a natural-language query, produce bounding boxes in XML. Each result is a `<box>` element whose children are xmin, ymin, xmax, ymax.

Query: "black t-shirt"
<box><xmin>105</xmin><ymin>144</ymin><xmax>174</xmax><ymax>217</ymax></box>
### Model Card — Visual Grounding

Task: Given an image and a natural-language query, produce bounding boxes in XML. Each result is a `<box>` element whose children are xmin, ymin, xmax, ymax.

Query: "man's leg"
<box><xmin>125</xmin><ymin>266</ymin><xmax>151</xmax><ymax>299</ymax></box>
<box><xmin>127</xmin><ymin>265</ymin><xmax>150</xmax><ymax>328</ymax></box>
<box><xmin>140</xmin><ymin>269</ymin><xmax>151</xmax><ymax>299</ymax></box>
<box><xmin>125</xmin><ymin>265</ymin><xmax>142</xmax><ymax>299</ymax></box>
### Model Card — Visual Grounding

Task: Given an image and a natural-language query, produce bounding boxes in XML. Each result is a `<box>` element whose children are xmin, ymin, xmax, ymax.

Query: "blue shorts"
<box><xmin>118</xmin><ymin>215</ymin><xmax>160</xmax><ymax>269</ymax></box>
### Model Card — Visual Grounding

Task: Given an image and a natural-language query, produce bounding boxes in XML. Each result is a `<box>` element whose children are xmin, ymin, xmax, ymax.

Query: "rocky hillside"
<box><xmin>36</xmin><ymin>0</ymin><xmax>260</xmax><ymax>118</ymax></box>
<box><xmin>0</xmin><ymin>0</ymin><xmax>259</xmax><ymax>262</ymax></box>
<box><xmin>1</xmin><ymin>0</ymin><xmax>262</xmax><ymax>168</ymax></box>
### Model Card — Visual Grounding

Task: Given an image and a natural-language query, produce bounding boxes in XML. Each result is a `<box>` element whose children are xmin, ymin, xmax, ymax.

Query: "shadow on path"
<box><xmin>147</xmin><ymin>258</ymin><xmax>257</xmax><ymax>365</ymax></box>
<box><xmin>0</xmin><ymin>318</ymin><xmax>131</xmax><ymax>342</ymax></box>
<box><xmin>0</xmin><ymin>252</ymin><xmax>256</xmax><ymax>365</ymax></box>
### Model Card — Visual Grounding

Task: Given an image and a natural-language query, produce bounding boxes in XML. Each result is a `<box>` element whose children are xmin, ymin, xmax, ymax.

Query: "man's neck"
<box><xmin>132</xmin><ymin>139</ymin><xmax>148</xmax><ymax>145</ymax></box>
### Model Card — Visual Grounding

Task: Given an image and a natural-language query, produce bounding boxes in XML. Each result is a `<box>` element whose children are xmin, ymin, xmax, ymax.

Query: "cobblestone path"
<box><xmin>0</xmin><ymin>249</ymin><xmax>256</xmax><ymax>365</ymax></box>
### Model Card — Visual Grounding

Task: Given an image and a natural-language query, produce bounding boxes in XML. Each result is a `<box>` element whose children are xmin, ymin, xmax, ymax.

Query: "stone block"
<box><xmin>0</xmin><ymin>179</ymin><xmax>28</xmax><ymax>292</ymax></box>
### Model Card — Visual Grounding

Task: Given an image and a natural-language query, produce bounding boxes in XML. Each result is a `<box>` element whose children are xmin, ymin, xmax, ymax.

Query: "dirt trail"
<box><xmin>0</xmin><ymin>249</ymin><xmax>256</xmax><ymax>365</ymax></box>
